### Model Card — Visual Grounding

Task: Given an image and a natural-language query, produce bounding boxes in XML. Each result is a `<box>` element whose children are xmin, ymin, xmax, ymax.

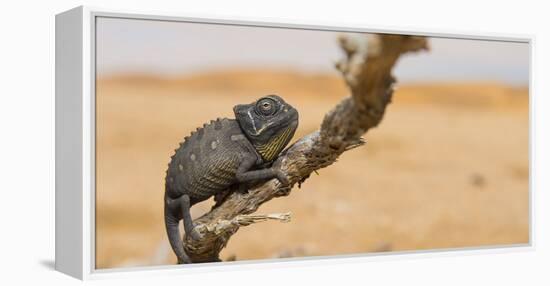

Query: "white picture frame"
<box><xmin>55</xmin><ymin>5</ymin><xmax>533</xmax><ymax>280</ymax></box>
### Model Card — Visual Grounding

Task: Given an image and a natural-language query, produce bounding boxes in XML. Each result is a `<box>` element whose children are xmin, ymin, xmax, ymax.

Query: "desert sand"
<box><xmin>95</xmin><ymin>70</ymin><xmax>529</xmax><ymax>268</ymax></box>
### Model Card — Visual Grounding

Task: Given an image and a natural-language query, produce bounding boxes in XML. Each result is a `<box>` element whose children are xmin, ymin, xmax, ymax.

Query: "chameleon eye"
<box><xmin>256</xmin><ymin>98</ymin><xmax>276</xmax><ymax>116</ymax></box>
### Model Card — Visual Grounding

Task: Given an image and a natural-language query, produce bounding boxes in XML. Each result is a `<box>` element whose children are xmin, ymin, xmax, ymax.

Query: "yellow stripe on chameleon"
<box><xmin>257</xmin><ymin>126</ymin><xmax>293</xmax><ymax>161</ymax></box>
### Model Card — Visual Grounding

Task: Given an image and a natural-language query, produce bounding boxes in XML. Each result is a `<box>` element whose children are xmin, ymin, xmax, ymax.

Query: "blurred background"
<box><xmin>95</xmin><ymin>17</ymin><xmax>529</xmax><ymax>269</ymax></box>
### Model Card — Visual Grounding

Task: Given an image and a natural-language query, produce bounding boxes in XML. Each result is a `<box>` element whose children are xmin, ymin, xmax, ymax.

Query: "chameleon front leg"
<box><xmin>236</xmin><ymin>155</ymin><xmax>290</xmax><ymax>185</ymax></box>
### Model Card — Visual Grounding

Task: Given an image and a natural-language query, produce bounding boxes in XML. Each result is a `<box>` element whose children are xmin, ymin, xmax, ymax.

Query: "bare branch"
<box><xmin>182</xmin><ymin>34</ymin><xmax>429</xmax><ymax>263</ymax></box>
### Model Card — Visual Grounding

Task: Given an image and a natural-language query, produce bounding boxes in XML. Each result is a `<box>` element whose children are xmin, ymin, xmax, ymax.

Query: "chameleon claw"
<box><xmin>276</xmin><ymin>170</ymin><xmax>290</xmax><ymax>186</ymax></box>
<box><xmin>189</xmin><ymin>227</ymin><xmax>204</xmax><ymax>241</ymax></box>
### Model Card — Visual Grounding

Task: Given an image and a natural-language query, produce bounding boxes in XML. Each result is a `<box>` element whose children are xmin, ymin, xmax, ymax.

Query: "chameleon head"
<box><xmin>233</xmin><ymin>95</ymin><xmax>299</xmax><ymax>162</ymax></box>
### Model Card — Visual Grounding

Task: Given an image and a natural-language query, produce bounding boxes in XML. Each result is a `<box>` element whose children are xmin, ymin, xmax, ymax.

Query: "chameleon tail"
<box><xmin>164</xmin><ymin>204</ymin><xmax>191</xmax><ymax>264</ymax></box>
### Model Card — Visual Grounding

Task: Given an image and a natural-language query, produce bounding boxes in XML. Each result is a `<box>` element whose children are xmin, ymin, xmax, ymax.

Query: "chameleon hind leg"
<box><xmin>164</xmin><ymin>195</ymin><xmax>203</xmax><ymax>264</ymax></box>
<box><xmin>178</xmin><ymin>194</ymin><xmax>204</xmax><ymax>241</ymax></box>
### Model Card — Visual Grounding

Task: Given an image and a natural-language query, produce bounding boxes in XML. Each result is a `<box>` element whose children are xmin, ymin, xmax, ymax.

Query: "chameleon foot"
<box><xmin>189</xmin><ymin>227</ymin><xmax>204</xmax><ymax>241</ymax></box>
<box><xmin>276</xmin><ymin>170</ymin><xmax>290</xmax><ymax>186</ymax></box>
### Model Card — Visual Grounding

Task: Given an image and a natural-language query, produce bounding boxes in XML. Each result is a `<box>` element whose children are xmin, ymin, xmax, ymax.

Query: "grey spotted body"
<box><xmin>165</xmin><ymin>118</ymin><xmax>256</xmax><ymax>203</ymax></box>
<box><xmin>164</xmin><ymin>95</ymin><xmax>299</xmax><ymax>264</ymax></box>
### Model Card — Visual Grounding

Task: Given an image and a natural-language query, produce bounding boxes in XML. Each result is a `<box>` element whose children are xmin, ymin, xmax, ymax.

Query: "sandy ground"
<box><xmin>95</xmin><ymin>70</ymin><xmax>529</xmax><ymax>269</ymax></box>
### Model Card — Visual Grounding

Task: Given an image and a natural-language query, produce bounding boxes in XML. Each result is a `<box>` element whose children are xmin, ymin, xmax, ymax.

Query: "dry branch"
<box><xmin>182</xmin><ymin>34</ymin><xmax>429</xmax><ymax>263</ymax></box>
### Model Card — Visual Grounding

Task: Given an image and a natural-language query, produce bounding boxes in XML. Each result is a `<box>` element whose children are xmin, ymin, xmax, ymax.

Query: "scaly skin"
<box><xmin>164</xmin><ymin>95</ymin><xmax>299</xmax><ymax>264</ymax></box>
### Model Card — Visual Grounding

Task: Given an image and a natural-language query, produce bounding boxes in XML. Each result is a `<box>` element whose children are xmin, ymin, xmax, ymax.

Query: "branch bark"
<box><xmin>182</xmin><ymin>34</ymin><xmax>429</xmax><ymax>263</ymax></box>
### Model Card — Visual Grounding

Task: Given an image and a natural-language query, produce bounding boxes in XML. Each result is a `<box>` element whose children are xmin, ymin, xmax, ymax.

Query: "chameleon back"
<box><xmin>165</xmin><ymin>118</ymin><xmax>256</xmax><ymax>203</ymax></box>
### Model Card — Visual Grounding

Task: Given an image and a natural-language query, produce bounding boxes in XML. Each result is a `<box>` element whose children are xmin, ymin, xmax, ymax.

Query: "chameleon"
<box><xmin>164</xmin><ymin>95</ymin><xmax>299</xmax><ymax>264</ymax></box>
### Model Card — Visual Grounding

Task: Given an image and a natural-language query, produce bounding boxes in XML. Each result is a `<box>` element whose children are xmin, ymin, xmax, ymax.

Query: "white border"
<box><xmin>82</xmin><ymin>6</ymin><xmax>93</xmax><ymax>279</ymax></box>
<box><xmin>56</xmin><ymin>5</ymin><xmax>533</xmax><ymax>280</ymax></box>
